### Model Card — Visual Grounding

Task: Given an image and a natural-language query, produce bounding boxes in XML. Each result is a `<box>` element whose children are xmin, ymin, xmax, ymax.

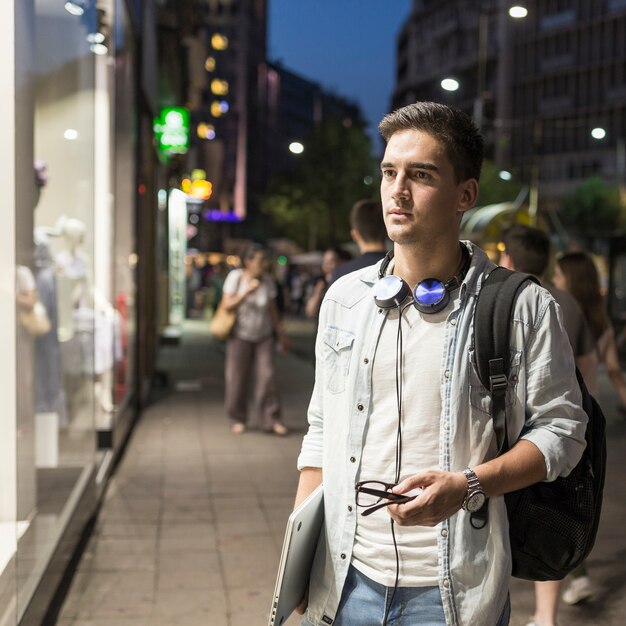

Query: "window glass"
<box><xmin>14</xmin><ymin>0</ymin><xmax>97</xmax><ymax>617</ymax></box>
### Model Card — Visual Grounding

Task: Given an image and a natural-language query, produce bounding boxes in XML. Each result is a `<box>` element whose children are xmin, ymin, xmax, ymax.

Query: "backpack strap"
<box><xmin>474</xmin><ymin>267</ymin><xmax>539</xmax><ymax>454</ymax></box>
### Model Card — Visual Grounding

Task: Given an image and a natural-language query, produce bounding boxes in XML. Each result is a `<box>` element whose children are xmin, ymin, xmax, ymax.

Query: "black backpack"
<box><xmin>473</xmin><ymin>266</ymin><xmax>607</xmax><ymax>581</ymax></box>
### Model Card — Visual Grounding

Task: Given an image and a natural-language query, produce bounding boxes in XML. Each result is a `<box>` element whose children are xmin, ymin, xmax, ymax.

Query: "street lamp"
<box><xmin>591</xmin><ymin>127</ymin><xmax>626</xmax><ymax>199</ymax></box>
<box><xmin>441</xmin><ymin>78</ymin><xmax>460</xmax><ymax>92</ymax></box>
<box><xmin>591</xmin><ymin>127</ymin><xmax>607</xmax><ymax>140</ymax></box>
<box><xmin>289</xmin><ymin>141</ymin><xmax>304</xmax><ymax>155</ymax></box>
<box><xmin>289</xmin><ymin>142</ymin><xmax>304</xmax><ymax>155</ymax></box>
<box><xmin>475</xmin><ymin>4</ymin><xmax>528</xmax><ymax>130</ymax></box>
<box><xmin>508</xmin><ymin>5</ymin><xmax>528</xmax><ymax>18</ymax></box>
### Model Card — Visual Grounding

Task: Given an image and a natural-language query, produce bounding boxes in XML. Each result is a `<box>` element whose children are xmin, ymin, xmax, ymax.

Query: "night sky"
<box><xmin>268</xmin><ymin>0</ymin><xmax>413</xmax><ymax>151</ymax></box>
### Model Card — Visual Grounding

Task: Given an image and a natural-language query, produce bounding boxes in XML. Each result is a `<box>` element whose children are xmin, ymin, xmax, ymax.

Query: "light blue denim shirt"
<box><xmin>297</xmin><ymin>242</ymin><xmax>588</xmax><ymax>626</ymax></box>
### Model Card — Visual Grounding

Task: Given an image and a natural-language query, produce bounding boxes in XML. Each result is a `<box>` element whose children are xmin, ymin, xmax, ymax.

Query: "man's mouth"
<box><xmin>388</xmin><ymin>207</ymin><xmax>411</xmax><ymax>217</ymax></box>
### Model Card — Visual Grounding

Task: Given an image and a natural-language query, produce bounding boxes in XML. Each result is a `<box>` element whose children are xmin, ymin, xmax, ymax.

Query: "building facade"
<box><xmin>0</xmin><ymin>1</ymin><xmax>163</xmax><ymax>622</ymax></box>
<box><xmin>393</xmin><ymin>0</ymin><xmax>626</xmax><ymax>208</ymax></box>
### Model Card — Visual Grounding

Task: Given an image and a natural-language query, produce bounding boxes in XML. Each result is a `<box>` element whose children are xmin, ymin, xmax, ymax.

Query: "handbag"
<box><xmin>209</xmin><ymin>304</ymin><xmax>237</xmax><ymax>341</ymax></box>
<box><xmin>19</xmin><ymin>301</ymin><xmax>51</xmax><ymax>336</ymax></box>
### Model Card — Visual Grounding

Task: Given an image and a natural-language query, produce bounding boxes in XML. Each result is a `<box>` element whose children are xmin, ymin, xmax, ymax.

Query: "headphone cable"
<box><xmin>382</xmin><ymin>301</ymin><xmax>408</xmax><ymax>626</ymax></box>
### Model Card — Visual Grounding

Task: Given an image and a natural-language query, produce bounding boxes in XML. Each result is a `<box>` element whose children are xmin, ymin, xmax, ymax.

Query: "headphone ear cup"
<box><xmin>413</xmin><ymin>279</ymin><xmax>450</xmax><ymax>314</ymax></box>
<box><xmin>373</xmin><ymin>275</ymin><xmax>411</xmax><ymax>309</ymax></box>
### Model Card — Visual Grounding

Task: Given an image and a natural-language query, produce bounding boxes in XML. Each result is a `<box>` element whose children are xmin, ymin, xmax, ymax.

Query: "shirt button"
<box><xmin>443</xmin><ymin>578</ymin><xmax>450</xmax><ymax>588</ymax></box>
<box><xmin>441</xmin><ymin>529</ymin><xmax>448</xmax><ymax>538</ymax></box>
<box><xmin>350</xmin><ymin>456</ymin><xmax>356</xmax><ymax>463</ymax></box>
<box><xmin>357</xmin><ymin>404</ymin><xmax>364</xmax><ymax>411</ymax></box>
<box><xmin>348</xmin><ymin>505</ymin><xmax>352</xmax><ymax>512</ymax></box>
<box><xmin>340</xmin><ymin>553</ymin><xmax>346</xmax><ymax>560</ymax></box>
<box><xmin>444</xmin><ymin>370</ymin><xmax>450</xmax><ymax>379</ymax></box>
<box><xmin>450</xmin><ymin>319</ymin><xmax>457</xmax><ymax>326</ymax></box>
<box><xmin>363</xmin><ymin>358</ymin><xmax>369</xmax><ymax>364</ymax></box>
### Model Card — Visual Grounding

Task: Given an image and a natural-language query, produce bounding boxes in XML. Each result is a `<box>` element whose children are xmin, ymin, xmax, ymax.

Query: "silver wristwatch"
<box><xmin>462</xmin><ymin>468</ymin><xmax>486</xmax><ymax>513</ymax></box>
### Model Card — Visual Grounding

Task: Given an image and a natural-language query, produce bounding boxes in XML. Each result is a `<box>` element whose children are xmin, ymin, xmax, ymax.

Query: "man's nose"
<box><xmin>391</xmin><ymin>173</ymin><xmax>409</xmax><ymax>200</ymax></box>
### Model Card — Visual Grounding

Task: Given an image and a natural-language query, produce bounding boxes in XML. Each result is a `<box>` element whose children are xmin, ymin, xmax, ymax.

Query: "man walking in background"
<box><xmin>329</xmin><ymin>199</ymin><xmax>388</xmax><ymax>285</ymax></box>
<box><xmin>500</xmin><ymin>224</ymin><xmax>597</xmax><ymax>387</ymax></box>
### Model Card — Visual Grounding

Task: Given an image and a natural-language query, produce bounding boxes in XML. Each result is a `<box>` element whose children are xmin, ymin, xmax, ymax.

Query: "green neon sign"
<box><xmin>154</xmin><ymin>107</ymin><xmax>190</xmax><ymax>159</ymax></box>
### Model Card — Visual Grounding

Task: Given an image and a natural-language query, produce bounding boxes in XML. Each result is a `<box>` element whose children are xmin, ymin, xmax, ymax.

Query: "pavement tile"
<box><xmin>65</xmin><ymin>570</ymin><xmax>155</xmax><ymax>620</ymax></box>
<box><xmin>156</xmin><ymin>564</ymin><xmax>223</xmax><ymax>592</ymax></box>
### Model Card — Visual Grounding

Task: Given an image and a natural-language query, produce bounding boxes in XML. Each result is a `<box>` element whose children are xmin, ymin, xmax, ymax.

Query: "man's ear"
<box><xmin>457</xmin><ymin>178</ymin><xmax>479</xmax><ymax>215</ymax></box>
<box><xmin>350</xmin><ymin>228</ymin><xmax>361</xmax><ymax>245</ymax></box>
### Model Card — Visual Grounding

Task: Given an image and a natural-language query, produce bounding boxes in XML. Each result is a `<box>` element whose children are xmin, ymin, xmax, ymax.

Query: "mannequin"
<box><xmin>55</xmin><ymin>216</ymin><xmax>88</xmax><ymax>344</ymax></box>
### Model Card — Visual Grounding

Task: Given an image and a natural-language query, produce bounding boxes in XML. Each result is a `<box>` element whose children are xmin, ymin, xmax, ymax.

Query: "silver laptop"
<box><xmin>268</xmin><ymin>485</ymin><xmax>324</xmax><ymax>626</ymax></box>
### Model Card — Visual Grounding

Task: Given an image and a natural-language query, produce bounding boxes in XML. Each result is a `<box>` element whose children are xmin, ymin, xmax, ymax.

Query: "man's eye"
<box><xmin>382</xmin><ymin>170</ymin><xmax>395</xmax><ymax>178</ymax></box>
<box><xmin>412</xmin><ymin>171</ymin><xmax>430</xmax><ymax>180</ymax></box>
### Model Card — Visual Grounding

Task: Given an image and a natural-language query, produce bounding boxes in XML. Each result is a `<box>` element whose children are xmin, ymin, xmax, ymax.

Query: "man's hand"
<box><xmin>387</xmin><ymin>470</ymin><xmax>467</xmax><ymax>527</ymax></box>
<box><xmin>295</xmin><ymin>588</ymin><xmax>309</xmax><ymax>615</ymax></box>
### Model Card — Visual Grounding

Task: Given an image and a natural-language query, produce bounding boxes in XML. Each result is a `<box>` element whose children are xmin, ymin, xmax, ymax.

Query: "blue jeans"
<box><xmin>302</xmin><ymin>564</ymin><xmax>511</xmax><ymax>625</ymax></box>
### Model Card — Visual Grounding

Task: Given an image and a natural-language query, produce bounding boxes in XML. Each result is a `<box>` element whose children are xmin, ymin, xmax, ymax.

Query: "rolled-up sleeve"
<box><xmin>297</xmin><ymin>304</ymin><xmax>327</xmax><ymax>471</ymax></box>
<box><xmin>517</xmin><ymin>291</ymin><xmax>588</xmax><ymax>481</ymax></box>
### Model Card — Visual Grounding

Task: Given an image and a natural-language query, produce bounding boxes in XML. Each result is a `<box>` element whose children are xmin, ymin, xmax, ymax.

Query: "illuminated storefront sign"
<box><xmin>153</xmin><ymin>107</ymin><xmax>190</xmax><ymax>160</ymax></box>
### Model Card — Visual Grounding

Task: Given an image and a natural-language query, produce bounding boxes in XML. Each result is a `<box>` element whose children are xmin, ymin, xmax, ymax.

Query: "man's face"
<box><xmin>380</xmin><ymin>129</ymin><xmax>475</xmax><ymax>247</ymax></box>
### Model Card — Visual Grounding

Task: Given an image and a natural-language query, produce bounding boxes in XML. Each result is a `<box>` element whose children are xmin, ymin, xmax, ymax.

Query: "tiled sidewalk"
<box><xmin>56</xmin><ymin>318</ymin><xmax>626</xmax><ymax>625</ymax></box>
<box><xmin>56</xmin><ymin>320</ymin><xmax>314</xmax><ymax>626</ymax></box>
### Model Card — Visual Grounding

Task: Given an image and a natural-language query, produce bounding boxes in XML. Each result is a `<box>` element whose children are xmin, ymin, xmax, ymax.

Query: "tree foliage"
<box><xmin>476</xmin><ymin>160</ymin><xmax>524</xmax><ymax>207</ymax></box>
<box><xmin>560</xmin><ymin>175</ymin><xmax>622</xmax><ymax>235</ymax></box>
<box><xmin>261</xmin><ymin>117</ymin><xmax>377</xmax><ymax>250</ymax></box>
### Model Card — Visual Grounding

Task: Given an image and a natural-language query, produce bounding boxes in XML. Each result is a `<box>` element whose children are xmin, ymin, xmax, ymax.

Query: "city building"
<box><xmin>259</xmin><ymin>61</ymin><xmax>364</xmax><ymax>185</ymax></box>
<box><xmin>393</xmin><ymin>0</ymin><xmax>626</xmax><ymax>209</ymax></box>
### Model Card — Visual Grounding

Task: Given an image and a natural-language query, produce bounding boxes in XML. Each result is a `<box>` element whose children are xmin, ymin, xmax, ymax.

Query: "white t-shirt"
<box><xmin>352</xmin><ymin>292</ymin><xmax>458</xmax><ymax>587</ymax></box>
<box><xmin>223</xmin><ymin>268</ymin><xmax>277</xmax><ymax>342</ymax></box>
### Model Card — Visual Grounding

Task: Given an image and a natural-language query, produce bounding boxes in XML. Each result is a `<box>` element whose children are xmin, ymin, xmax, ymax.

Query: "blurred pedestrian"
<box><xmin>329</xmin><ymin>198</ymin><xmax>389</xmax><ymax>285</ymax></box>
<box><xmin>500</xmin><ymin>225</ymin><xmax>597</xmax><ymax>386</ymax></box>
<box><xmin>220</xmin><ymin>244</ymin><xmax>289</xmax><ymax>436</ymax></box>
<box><xmin>304</xmin><ymin>248</ymin><xmax>344</xmax><ymax>320</ymax></box>
<box><xmin>500</xmin><ymin>227</ymin><xmax>597</xmax><ymax>626</ymax></box>
<box><xmin>554</xmin><ymin>251</ymin><xmax>626</xmax><ymax>410</ymax></box>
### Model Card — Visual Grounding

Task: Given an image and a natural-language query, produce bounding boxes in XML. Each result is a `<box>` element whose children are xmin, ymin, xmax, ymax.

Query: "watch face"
<box><xmin>466</xmin><ymin>492</ymin><xmax>486</xmax><ymax>513</ymax></box>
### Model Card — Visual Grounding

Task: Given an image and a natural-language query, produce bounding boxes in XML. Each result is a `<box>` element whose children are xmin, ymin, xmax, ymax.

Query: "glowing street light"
<box><xmin>591</xmin><ymin>127</ymin><xmax>607</xmax><ymax>140</ymax></box>
<box><xmin>509</xmin><ymin>6</ymin><xmax>528</xmax><ymax>18</ymax></box>
<box><xmin>289</xmin><ymin>141</ymin><xmax>304</xmax><ymax>155</ymax></box>
<box><xmin>498</xmin><ymin>170</ymin><xmax>513</xmax><ymax>181</ymax></box>
<box><xmin>441</xmin><ymin>78</ymin><xmax>460</xmax><ymax>92</ymax></box>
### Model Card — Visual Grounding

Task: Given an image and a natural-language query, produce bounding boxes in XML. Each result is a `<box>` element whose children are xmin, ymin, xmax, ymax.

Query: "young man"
<box><xmin>295</xmin><ymin>102</ymin><xmax>587</xmax><ymax>626</ymax></box>
<box><xmin>329</xmin><ymin>199</ymin><xmax>389</xmax><ymax>285</ymax></box>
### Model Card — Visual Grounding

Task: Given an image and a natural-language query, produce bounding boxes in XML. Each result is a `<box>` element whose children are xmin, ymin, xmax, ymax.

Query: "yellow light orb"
<box><xmin>211</xmin><ymin>79</ymin><xmax>229</xmax><ymax>95</ymax></box>
<box><xmin>211</xmin><ymin>34</ymin><xmax>228</xmax><ymax>50</ymax></box>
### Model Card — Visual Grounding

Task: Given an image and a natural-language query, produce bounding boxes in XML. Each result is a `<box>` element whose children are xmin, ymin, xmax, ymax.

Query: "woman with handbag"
<box><xmin>221</xmin><ymin>244</ymin><xmax>289</xmax><ymax>435</ymax></box>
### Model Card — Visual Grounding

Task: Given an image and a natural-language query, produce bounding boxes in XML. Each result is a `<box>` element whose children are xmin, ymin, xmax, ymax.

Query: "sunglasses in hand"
<box><xmin>355</xmin><ymin>480</ymin><xmax>420</xmax><ymax>517</ymax></box>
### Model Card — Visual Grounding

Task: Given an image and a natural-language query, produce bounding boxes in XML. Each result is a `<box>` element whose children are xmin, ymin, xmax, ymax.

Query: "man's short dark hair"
<box><xmin>502</xmin><ymin>225</ymin><xmax>551</xmax><ymax>276</ymax></box>
<box><xmin>378</xmin><ymin>101</ymin><xmax>484</xmax><ymax>183</ymax></box>
<box><xmin>350</xmin><ymin>199</ymin><xmax>386</xmax><ymax>244</ymax></box>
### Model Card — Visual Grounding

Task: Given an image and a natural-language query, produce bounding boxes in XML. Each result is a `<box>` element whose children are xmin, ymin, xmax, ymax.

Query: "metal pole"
<box><xmin>528</xmin><ymin>120</ymin><xmax>541</xmax><ymax>226</ymax></box>
<box><xmin>474</xmin><ymin>12</ymin><xmax>488</xmax><ymax>129</ymax></box>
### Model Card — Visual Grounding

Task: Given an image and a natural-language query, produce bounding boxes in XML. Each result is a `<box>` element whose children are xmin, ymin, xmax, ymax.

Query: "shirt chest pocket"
<box><xmin>322</xmin><ymin>327</ymin><xmax>355</xmax><ymax>394</ymax></box>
